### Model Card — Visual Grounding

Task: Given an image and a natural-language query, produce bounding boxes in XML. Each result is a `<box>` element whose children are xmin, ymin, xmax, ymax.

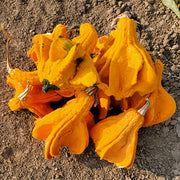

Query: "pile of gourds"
<box><xmin>4</xmin><ymin>16</ymin><xmax>176</xmax><ymax>169</ymax></box>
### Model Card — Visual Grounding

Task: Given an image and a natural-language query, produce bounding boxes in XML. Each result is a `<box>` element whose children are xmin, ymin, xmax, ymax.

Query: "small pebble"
<box><xmin>116</xmin><ymin>9</ymin><xmax>121</xmax><ymax>15</ymax></box>
<box><xmin>141</xmin><ymin>18</ymin><xmax>149</xmax><ymax>26</ymax></box>
<box><xmin>147</xmin><ymin>27</ymin><xmax>154</xmax><ymax>31</ymax></box>
<box><xmin>176</xmin><ymin>124</ymin><xmax>180</xmax><ymax>138</ymax></box>
<box><xmin>118</xmin><ymin>1</ymin><xmax>123</xmax><ymax>7</ymax></box>
<box><xmin>109</xmin><ymin>0</ymin><xmax>116</xmax><ymax>6</ymax></box>
<box><xmin>162</xmin><ymin>127</ymin><xmax>169</xmax><ymax>137</ymax></box>
<box><xmin>170</xmin><ymin>120</ymin><xmax>177</xmax><ymax>126</ymax></box>
<box><xmin>171</xmin><ymin>44</ymin><xmax>179</xmax><ymax>50</ymax></box>
<box><xmin>171</xmin><ymin>64</ymin><xmax>176</xmax><ymax>71</ymax></box>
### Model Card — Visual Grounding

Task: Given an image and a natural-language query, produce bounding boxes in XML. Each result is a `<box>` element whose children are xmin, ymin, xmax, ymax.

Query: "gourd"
<box><xmin>93</xmin><ymin>35</ymin><xmax>115</xmax><ymax>73</ymax></box>
<box><xmin>27</xmin><ymin>24</ymin><xmax>68</xmax><ymax>65</ymax></box>
<box><xmin>32</xmin><ymin>91</ymin><xmax>95</xmax><ymax>160</ymax></box>
<box><xmin>3</xmin><ymin>16</ymin><xmax>177</xmax><ymax>169</ymax></box>
<box><xmin>90</xmin><ymin>99</ymin><xmax>150</xmax><ymax>169</ymax></box>
<box><xmin>119</xmin><ymin>59</ymin><xmax>176</xmax><ymax>127</ymax></box>
<box><xmin>72</xmin><ymin>23</ymin><xmax>98</xmax><ymax>54</ymax></box>
<box><xmin>93</xmin><ymin>17</ymin><xmax>156</xmax><ymax>100</ymax></box>
<box><xmin>28</xmin><ymin>24</ymin><xmax>100</xmax><ymax>92</ymax></box>
<box><xmin>7</xmin><ymin>69</ymin><xmax>62</xmax><ymax>118</ymax></box>
<box><xmin>143</xmin><ymin>60</ymin><xmax>176</xmax><ymax>127</ymax></box>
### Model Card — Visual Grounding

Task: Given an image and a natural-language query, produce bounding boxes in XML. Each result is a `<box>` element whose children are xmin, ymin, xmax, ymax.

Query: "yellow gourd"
<box><xmin>93</xmin><ymin>17</ymin><xmax>156</xmax><ymax>100</ymax></box>
<box><xmin>72</xmin><ymin>23</ymin><xmax>98</xmax><ymax>54</ymax></box>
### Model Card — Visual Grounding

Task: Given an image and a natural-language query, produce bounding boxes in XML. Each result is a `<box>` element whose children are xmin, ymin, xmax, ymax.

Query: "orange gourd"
<box><xmin>119</xmin><ymin>59</ymin><xmax>176</xmax><ymax>127</ymax></box>
<box><xmin>28</xmin><ymin>24</ymin><xmax>100</xmax><ymax>92</ymax></box>
<box><xmin>91</xmin><ymin>99</ymin><xmax>150</xmax><ymax>169</ymax></box>
<box><xmin>7</xmin><ymin>69</ymin><xmax>62</xmax><ymax>118</ymax></box>
<box><xmin>32</xmin><ymin>91</ymin><xmax>95</xmax><ymax>160</ymax></box>
<box><xmin>93</xmin><ymin>17</ymin><xmax>156</xmax><ymax>100</ymax></box>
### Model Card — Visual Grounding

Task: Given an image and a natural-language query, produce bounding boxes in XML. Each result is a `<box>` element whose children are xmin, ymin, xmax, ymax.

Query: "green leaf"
<box><xmin>161</xmin><ymin>0</ymin><xmax>180</xmax><ymax>18</ymax></box>
<box><xmin>174</xmin><ymin>0</ymin><xmax>180</xmax><ymax>5</ymax></box>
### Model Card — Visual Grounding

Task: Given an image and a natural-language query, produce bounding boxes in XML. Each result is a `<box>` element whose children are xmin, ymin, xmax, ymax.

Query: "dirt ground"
<box><xmin>0</xmin><ymin>0</ymin><xmax>180</xmax><ymax>179</ymax></box>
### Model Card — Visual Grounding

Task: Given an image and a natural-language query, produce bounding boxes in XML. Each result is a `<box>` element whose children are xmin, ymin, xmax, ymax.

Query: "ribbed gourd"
<box><xmin>93</xmin><ymin>17</ymin><xmax>156</xmax><ymax>100</ymax></box>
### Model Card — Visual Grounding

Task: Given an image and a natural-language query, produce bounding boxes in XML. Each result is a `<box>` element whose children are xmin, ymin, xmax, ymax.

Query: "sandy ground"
<box><xmin>0</xmin><ymin>0</ymin><xmax>180</xmax><ymax>179</ymax></box>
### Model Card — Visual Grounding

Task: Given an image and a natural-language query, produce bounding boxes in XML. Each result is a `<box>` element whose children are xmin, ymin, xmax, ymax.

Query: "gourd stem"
<box><xmin>18</xmin><ymin>80</ymin><xmax>29</xmax><ymax>101</ymax></box>
<box><xmin>111</xmin><ymin>13</ymin><xmax>129</xmax><ymax>30</ymax></box>
<box><xmin>150</xmin><ymin>54</ymin><xmax>157</xmax><ymax>64</ymax></box>
<box><xmin>67</xmin><ymin>24</ymin><xmax>81</xmax><ymax>39</ymax></box>
<box><xmin>1</xmin><ymin>24</ymin><xmax>13</xmax><ymax>73</ymax></box>
<box><xmin>138</xmin><ymin>98</ymin><xmax>150</xmax><ymax>116</ymax></box>
<box><xmin>85</xmin><ymin>86</ymin><xmax>99</xmax><ymax>106</ymax></box>
<box><xmin>42</xmin><ymin>79</ymin><xmax>60</xmax><ymax>92</ymax></box>
<box><xmin>66</xmin><ymin>24</ymin><xmax>81</xmax><ymax>34</ymax></box>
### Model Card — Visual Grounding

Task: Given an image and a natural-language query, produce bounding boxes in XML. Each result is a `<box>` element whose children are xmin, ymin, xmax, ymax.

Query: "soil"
<box><xmin>0</xmin><ymin>0</ymin><xmax>180</xmax><ymax>179</ymax></box>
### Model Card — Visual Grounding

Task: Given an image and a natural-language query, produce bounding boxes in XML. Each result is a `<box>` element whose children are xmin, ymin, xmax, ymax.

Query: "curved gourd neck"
<box><xmin>115</xmin><ymin>17</ymin><xmax>138</xmax><ymax>46</ymax></box>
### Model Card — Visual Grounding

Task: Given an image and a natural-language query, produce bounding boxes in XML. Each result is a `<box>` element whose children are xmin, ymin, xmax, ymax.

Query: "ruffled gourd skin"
<box><xmin>90</xmin><ymin>107</ymin><xmax>146</xmax><ymax>169</ymax></box>
<box><xmin>97</xmin><ymin>88</ymin><xmax>110</xmax><ymax>120</ymax></box>
<box><xmin>93</xmin><ymin>36</ymin><xmax>115</xmax><ymax>73</ymax></box>
<box><xmin>72</xmin><ymin>23</ymin><xmax>98</xmax><ymax>54</ymax></box>
<box><xmin>32</xmin><ymin>91</ymin><xmax>95</xmax><ymax>160</ymax></box>
<box><xmin>7</xmin><ymin>69</ymin><xmax>62</xmax><ymax>118</ymax></box>
<box><xmin>93</xmin><ymin>17</ymin><xmax>156</xmax><ymax>100</ymax></box>
<box><xmin>143</xmin><ymin>60</ymin><xmax>176</xmax><ymax>127</ymax></box>
<box><xmin>28</xmin><ymin>24</ymin><xmax>100</xmax><ymax>92</ymax></box>
<box><xmin>27</xmin><ymin>24</ymin><xmax>68</xmax><ymax>65</ymax></box>
<box><xmin>119</xmin><ymin>59</ymin><xmax>176</xmax><ymax>127</ymax></box>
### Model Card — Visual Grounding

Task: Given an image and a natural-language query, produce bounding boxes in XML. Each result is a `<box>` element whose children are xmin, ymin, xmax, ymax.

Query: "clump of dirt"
<box><xmin>0</xmin><ymin>0</ymin><xmax>180</xmax><ymax>179</ymax></box>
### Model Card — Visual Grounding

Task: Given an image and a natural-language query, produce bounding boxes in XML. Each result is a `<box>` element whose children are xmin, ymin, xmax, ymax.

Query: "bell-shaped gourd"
<box><xmin>72</xmin><ymin>23</ymin><xmax>98</xmax><ymax>54</ymax></box>
<box><xmin>90</xmin><ymin>99</ymin><xmax>150</xmax><ymax>169</ymax></box>
<box><xmin>94</xmin><ymin>17</ymin><xmax>156</xmax><ymax>100</ymax></box>
<box><xmin>7</xmin><ymin>69</ymin><xmax>62</xmax><ymax>118</ymax></box>
<box><xmin>143</xmin><ymin>59</ymin><xmax>176</xmax><ymax>127</ymax></box>
<box><xmin>28</xmin><ymin>24</ymin><xmax>68</xmax><ymax>64</ymax></box>
<box><xmin>119</xmin><ymin>60</ymin><xmax>176</xmax><ymax>127</ymax></box>
<box><xmin>32</xmin><ymin>91</ymin><xmax>95</xmax><ymax>160</ymax></box>
<box><xmin>41</xmin><ymin>42</ymin><xmax>100</xmax><ymax>92</ymax></box>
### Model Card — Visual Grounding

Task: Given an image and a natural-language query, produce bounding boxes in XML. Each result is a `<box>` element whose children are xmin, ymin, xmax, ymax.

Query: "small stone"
<box><xmin>109</xmin><ymin>0</ymin><xmax>116</xmax><ymax>6</ymax></box>
<box><xmin>144</xmin><ymin>1</ymin><xmax>149</xmax><ymax>7</ymax></box>
<box><xmin>147</xmin><ymin>27</ymin><xmax>154</xmax><ymax>31</ymax></box>
<box><xmin>176</xmin><ymin>124</ymin><xmax>180</xmax><ymax>137</ymax></box>
<box><xmin>162</xmin><ymin>126</ymin><xmax>169</xmax><ymax>136</ymax></box>
<box><xmin>133</xmin><ymin>163</ymin><xmax>137</xmax><ymax>168</ymax></box>
<box><xmin>158</xmin><ymin>177</ymin><xmax>166</xmax><ymax>180</ymax></box>
<box><xmin>92</xmin><ymin>0</ymin><xmax>98</xmax><ymax>6</ymax></box>
<box><xmin>171</xmin><ymin>44</ymin><xmax>179</xmax><ymax>50</ymax></box>
<box><xmin>141</xmin><ymin>18</ymin><xmax>149</xmax><ymax>26</ymax></box>
<box><xmin>170</xmin><ymin>120</ymin><xmax>177</xmax><ymax>125</ymax></box>
<box><xmin>149</xmin><ymin>0</ymin><xmax>156</xmax><ymax>4</ymax></box>
<box><xmin>171</xmin><ymin>64</ymin><xmax>176</xmax><ymax>71</ymax></box>
<box><xmin>108</xmin><ymin>8</ymin><xmax>113</xmax><ymax>14</ymax></box>
<box><xmin>118</xmin><ymin>1</ymin><xmax>123</xmax><ymax>7</ymax></box>
<box><xmin>116</xmin><ymin>9</ymin><xmax>121</xmax><ymax>15</ymax></box>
